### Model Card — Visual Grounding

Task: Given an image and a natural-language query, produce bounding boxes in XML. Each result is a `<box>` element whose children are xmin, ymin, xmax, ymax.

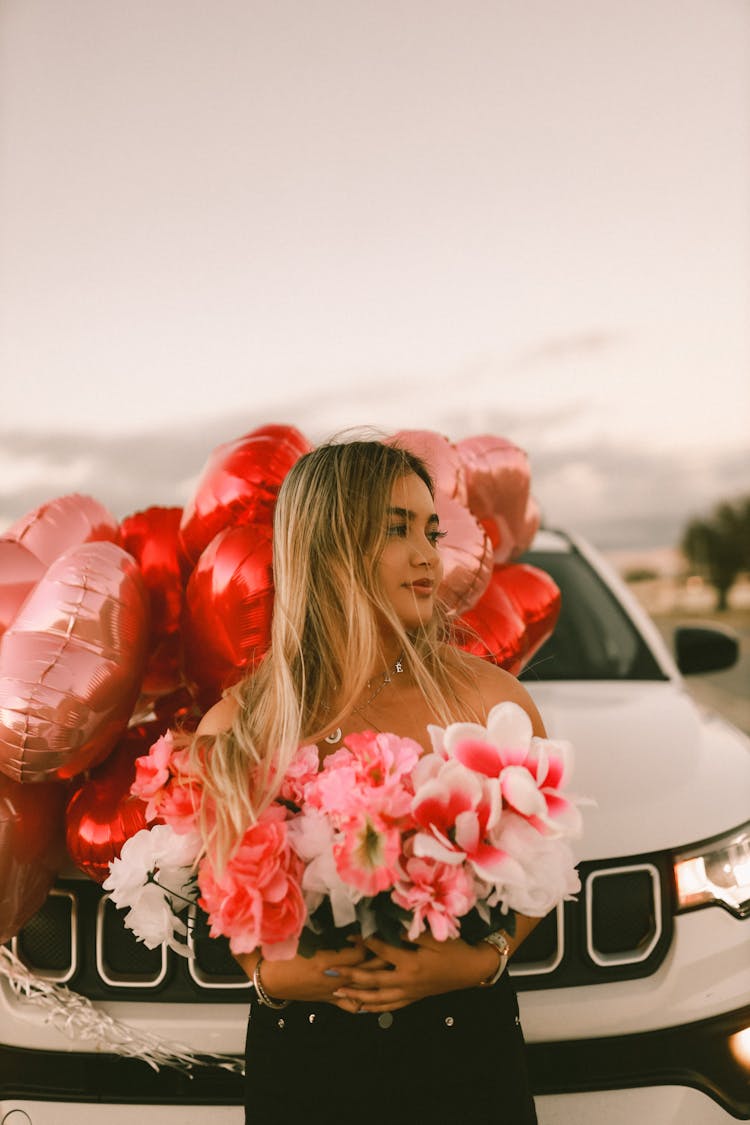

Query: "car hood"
<box><xmin>524</xmin><ymin>680</ymin><xmax>750</xmax><ymax>860</ymax></box>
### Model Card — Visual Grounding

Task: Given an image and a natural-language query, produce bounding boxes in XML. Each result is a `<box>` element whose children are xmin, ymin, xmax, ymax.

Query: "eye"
<box><xmin>387</xmin><ymin>524</ymin><xmax>408</xmax><ymax>538</ymax></box>
<box><xmin>427</xmin><ymin>529</ymin><xmax>448</xmax><ymax>545</ymax></box>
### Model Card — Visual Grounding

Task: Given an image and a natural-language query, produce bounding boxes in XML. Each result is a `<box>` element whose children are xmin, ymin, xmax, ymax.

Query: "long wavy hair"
<box><xmin>192</xmin><ymin>439</ymin><xmax>478</xmax><ymax>867</ymax></box>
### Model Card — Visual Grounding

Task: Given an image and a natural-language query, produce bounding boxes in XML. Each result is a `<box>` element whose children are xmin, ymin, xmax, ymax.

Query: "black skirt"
<box><xmin>244</xmin><ymin>973</ymin><xmax>537</xmax><ymax>1125</ymax></box>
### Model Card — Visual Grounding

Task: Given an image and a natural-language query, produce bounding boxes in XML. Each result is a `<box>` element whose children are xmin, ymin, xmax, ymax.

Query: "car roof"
<box><xmin>528</xmin><ymin>528</ymin><xmax>571</xmax><ymax>553</ymax></box>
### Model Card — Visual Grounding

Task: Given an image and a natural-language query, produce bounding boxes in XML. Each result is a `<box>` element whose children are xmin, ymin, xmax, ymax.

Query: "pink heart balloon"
<box><xmin>0</xmin><ymin>540</ymin><xmax>45</xmax><ymax>638</ymax></box>
<box><xmin>390</xmin><ymin>430</ymin><xmax>468</xmax><ymax>505</ymax></box>
<box><xmin>0</xmin><ymin>772</ymin><xmax>67</xmax><ymax>944</ymax></box>
<box><xmin>455</xmin><ymin>436</ymin><xmax>537</xmax><ymax>562</ymax></box>
<box><xmin>5</xmin><ymin>493</ymin><xmax>118</xmax><ymax>568</ymax></box>
<box><xmin>0</xmin><ymin>541</ymin><xmax>149</xmax><ymax>783</ymax></box>
<box><xmin>435</xmin><ymin>496</ymin><xmax>493</xmax><ymax>616</ymax></box>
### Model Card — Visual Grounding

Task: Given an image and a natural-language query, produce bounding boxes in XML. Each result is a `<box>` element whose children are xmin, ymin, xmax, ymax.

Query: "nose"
<box><xmin>410</xmin><ymin>539</ymin><xmax>439</xmax><ymax>568</ymax></box>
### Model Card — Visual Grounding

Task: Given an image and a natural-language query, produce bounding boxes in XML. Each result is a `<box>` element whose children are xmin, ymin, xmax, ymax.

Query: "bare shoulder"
<box><xmin>196</xmin><ymin>692</ymin><xmax>240</xmax><ymax>738</ymax></box>
<box><xmin>451</xmin><ymin>650</ymin><xmax>547</xmax><ymax>737</ymax></box>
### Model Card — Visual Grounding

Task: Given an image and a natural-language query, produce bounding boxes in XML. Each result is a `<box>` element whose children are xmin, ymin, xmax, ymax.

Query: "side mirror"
<box><xmin>674</xmin><ymin>625</ymin><xmax>739</xmax><ymax>676</ymax></box>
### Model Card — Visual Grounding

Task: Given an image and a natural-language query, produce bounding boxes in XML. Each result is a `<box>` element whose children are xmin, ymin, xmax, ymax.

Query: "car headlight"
<box><xmin>674</xmin><ymin>821</ymin><xmax>750</xmax><ymax>919</ymax></box>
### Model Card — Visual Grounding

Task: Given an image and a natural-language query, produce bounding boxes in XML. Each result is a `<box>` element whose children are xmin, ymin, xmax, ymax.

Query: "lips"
<box><xmin>405</xmin><ymin>580</ymin><xmax>434</xmax><ymax>592</ymax></box>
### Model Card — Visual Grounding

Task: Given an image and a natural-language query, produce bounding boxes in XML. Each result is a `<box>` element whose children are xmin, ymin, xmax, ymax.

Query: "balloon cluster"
<box><xmin>0</xmin><ymin>424</ymin><xmax>559</xmax><ymax>945</ymax></box>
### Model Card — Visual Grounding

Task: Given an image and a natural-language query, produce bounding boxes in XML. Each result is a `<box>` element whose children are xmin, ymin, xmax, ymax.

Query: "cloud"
<box><xmin>531</xmin><ymin>442</ymin><xmax>750</xmax><ymax>549</ymax></box>
<box><xmin>511</xmin><ymin>330</ymin><xmax>625</xmax><ymax>370</ymax></box>
<box><xmin>1</xmin><ymin>414</ymin><xmax>747</xmax><ymax>551</ymax></box>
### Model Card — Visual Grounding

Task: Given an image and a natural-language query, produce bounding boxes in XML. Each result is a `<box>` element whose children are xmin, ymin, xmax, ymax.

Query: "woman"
<box><xmin>194</xmin><ymin>440</ymin><xmax>544</xmax><ymax>1124</ymax></box>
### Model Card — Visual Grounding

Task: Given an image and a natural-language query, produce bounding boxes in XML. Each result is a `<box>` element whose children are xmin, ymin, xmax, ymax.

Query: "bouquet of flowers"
<box><xmin>104</xmin><ymin>703</ymin><xmax>583</xmax><ymax>960</ymax></box>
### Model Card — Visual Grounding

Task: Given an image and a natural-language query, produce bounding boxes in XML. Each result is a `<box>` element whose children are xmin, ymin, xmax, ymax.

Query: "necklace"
<box><xmin>322</xmin><ymin>651</ymin><xmax>405</xmax><ymax>745</ymax></box>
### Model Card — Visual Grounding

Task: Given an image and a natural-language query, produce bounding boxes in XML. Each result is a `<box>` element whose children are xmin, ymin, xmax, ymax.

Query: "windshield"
<box><xmin>518</xmin><ymin>548</ymin><xmax>668</xmax><ymax>682</ymax></box>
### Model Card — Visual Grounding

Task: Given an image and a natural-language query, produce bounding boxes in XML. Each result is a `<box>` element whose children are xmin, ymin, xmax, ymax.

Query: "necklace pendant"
<box><xmin>395</xmin><ymin>659</ymin><xmax>403</xmax><ymax>674</ymax></box>
<box><xmin>323</xmin><ymin>727</ymin><xmax>342</xmax><ymax>745</ymax></box>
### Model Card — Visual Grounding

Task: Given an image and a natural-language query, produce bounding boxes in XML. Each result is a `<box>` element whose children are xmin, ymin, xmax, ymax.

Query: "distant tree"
<box><xmin>624</xmin><ymin>567</ymin><xmax>660</xmax><ymax>584</ymax></box>
<box><xmin>681</xmin><ymin>496</ymin><xmax>750</xmax><ymax>611</ymax></box>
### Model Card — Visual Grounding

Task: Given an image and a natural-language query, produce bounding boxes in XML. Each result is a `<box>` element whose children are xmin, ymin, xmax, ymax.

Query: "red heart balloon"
<box><xmin>65</xmin><ymin>722</ymin><xmax>162</xmax><ymax>883</ymax></box>
<box><xmin>491</xmin><ymin>563</ymin><xmax>562</xmax><ymax>667</ymax></box>
<box><xmin>182</xmin><ymin>523</ymin><xmax>274</xmax><ymax>708</ymax></box>
<box><xmin>179</xmin><ymin>425</ymin><xmax>310</xmax><ymax>567</ymax></box>
<box><xmin>118</xmin><ymin>506</ymin><xmax>185</xmax><ymax>696</ymax></box>
<box><xmin>0</xmin><ymin>772</ymin><xmax>67</xmax><ymax>944</ymax></box>
<box><xmin>5</xmin><ymin>493</ymin><xmax>118</xmax><ymax>568</ymax></box>
<box><xmin>0</xmin><ymin>541</ymin><xmax>150</xmax><ymax>783</ymax></box>
<box><xmin>454</xmin><ymin>570</ymin><xmax>528</xmax><ymax>674</ymax></box>
<box><xmin>0</xmin><ymin>540</ymin><xmax>45</xmax><ymax>638</ymax></box>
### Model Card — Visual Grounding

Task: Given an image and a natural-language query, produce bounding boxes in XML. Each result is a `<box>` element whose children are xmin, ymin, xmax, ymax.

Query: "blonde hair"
<box><xmin>192</xmin><ymin>439</ymin><xmax>478</xmax><ymax>867</ymax></box>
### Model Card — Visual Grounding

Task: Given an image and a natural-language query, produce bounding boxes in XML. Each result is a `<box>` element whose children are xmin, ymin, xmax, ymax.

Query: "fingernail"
<box><xmin>332</xmin><ymin>989</ymin><xmax>346</xmax><ymax>998</ymax></box>
<box><xmin>323</xmin><ymin>969</ymin><xmax>340</xmax><ymax>978</ymax></box>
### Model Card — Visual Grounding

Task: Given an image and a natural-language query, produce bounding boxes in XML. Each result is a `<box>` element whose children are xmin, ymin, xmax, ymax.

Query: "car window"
<box><xmin>518</xmin><ymin>548</ymin><xmax>668</xmax><ymax>682</ymax></box>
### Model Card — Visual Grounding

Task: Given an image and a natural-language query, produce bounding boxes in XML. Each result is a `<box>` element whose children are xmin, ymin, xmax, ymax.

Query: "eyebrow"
<box><xmin>387</xmin><ymin>507</ymin><xmax>440</xmax><ymax>526</ymax></box>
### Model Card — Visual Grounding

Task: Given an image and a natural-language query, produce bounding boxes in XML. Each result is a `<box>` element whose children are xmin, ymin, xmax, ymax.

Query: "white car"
<box><xmin>518</xmin><ymin>530</ymin><xmax>750</xmax><ymax>1124</ymax></box>
<box><xmin>1</xmin><ymin>529</ymin><xmax>749</xmax><ymax>1124</ymax></box>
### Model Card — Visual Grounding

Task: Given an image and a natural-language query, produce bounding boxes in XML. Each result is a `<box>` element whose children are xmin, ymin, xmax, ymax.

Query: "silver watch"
<box><xmin>479</xmin><ymin>930</ymin><xmax>511</xmax><ymax>987</ymax></box>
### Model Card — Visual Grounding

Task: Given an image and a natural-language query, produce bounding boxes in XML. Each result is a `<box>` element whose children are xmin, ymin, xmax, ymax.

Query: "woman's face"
<box><xmin>376</xmin><ymin>472</ymin><xmax>445</xmax><ymax>629</ymax></box>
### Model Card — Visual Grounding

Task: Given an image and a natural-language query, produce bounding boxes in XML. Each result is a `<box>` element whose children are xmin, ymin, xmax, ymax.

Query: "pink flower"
<box><xmin>305</xmin><ymin>730</ymin><xmax>419</xmax><ymax>828</ymax></box>
<box><xmin>131</xmin><ymin>730</ymin><xmax>205</xmax><ymax>828</ymax></box>
<box><xmin>159</xmin><ymin>779</ymin><xmax>202</xmax><ymax>835</ymax></box>
<box><xmin>132</xmin><ymin>731</ymin><xmax>175</xmax><ymax>818</ymax></box>
<box><xmin>343</xmin><ymin>730</ymin><xmax>422</xmax><ymax>789</ymax></box>
<box><xmin>393</xmin><ymin>853</ymin><xmax>476</xmax><ymax>941</ymax></box>
<box><xmin>333</xmin><ymin>812</ymin><xmax>402</xmax><ymax>896</ymax></box>
<box><xmin>197</xmin><ymin>804</ymin><xmax>306</xmax><ymax>960</ymax></box>
<box><xmin>278</xmin><ymin>743</ymin><xmax>320</xmax><ymax>806</ymax></box>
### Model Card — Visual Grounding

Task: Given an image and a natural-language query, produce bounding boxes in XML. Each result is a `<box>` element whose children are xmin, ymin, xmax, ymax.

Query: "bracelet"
<box><xmin>478</xmin><ymin>931</ymin><xmax>511</xmax><ymax>987</ymax></box>
<box><xmin>252</xmin><ymin>956</ymin><xmax>290</xmax><ymax>1009</ymax></box>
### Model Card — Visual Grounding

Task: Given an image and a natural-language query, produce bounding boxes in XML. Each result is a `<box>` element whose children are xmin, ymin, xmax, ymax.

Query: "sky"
<box><xmin>1</xmin><ymin>0</ymin><xmax>748</xmax><ymax>550</ymax></box>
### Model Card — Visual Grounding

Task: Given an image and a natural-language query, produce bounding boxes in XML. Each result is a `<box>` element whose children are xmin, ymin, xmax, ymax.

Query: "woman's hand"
<box><xmin>234</xmin><ymin>946</ymin><xmax>391</xmax><ymax>1014</ymax></box>
<box><xmin>332</xmin><ymin>932</ymin><xmax>503</xmax><ymax>1013</ymax></box>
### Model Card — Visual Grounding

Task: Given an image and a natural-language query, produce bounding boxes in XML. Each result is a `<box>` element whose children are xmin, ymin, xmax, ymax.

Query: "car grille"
<box><xmin>8</xmin><ymin>851</ymin><xmax>674</xmax><ymax>1002</ymax></box>
<box><xmin>511</xmin><ymin>853</ymin><xmax>674</xmax><ymax>990</ymax></box>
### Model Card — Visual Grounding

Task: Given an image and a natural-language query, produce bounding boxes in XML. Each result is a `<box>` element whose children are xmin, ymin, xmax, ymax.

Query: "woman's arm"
<box><xmin>196</xmin><ymin>700</ymin><xmax>383</xmax><ymax>1013</ymax></box>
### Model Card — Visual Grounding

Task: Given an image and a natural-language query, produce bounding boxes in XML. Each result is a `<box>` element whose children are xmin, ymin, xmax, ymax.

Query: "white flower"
<box><xmin>124</xmin><ymin>883</ymin><xmax>189</xmax><ymax>952</ymax></box>
<box><xmin>487</xmin><ymin>812</ymin><xmax>581</xmax><ymax>916</ymax></box>
<box><xmin>287</xmin><ymin>808</ymin><xmax>362</xmax><ymax>927</ymax></box>
<box><xmin>103</xmin><ymin>825</ymin><xmax>201</xmax><ymax>956</ymax></box>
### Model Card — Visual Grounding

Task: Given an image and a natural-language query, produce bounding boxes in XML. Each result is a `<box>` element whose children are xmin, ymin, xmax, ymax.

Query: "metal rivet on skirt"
<box><xmin>309</xmin><ymin>1013</ymin><xmax>316</xmax><ymax>1024</ymax></box>
<box><xmin>378</xmin><ymin>1012</ymin><xmax>394</xmax><ymax>1029</ymax></box>
<box><xmin>444</xmin><ymin>1016</ymin><xmax>454</xmax><ymax>1027</ymax></box>
<box><xmin>277</xmin><ymin>1018</ymin><xmax>285</xmax><ymax>1029</ymax></box>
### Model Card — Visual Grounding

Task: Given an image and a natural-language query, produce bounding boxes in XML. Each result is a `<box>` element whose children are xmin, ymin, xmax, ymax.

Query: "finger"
<box><xmin>362</xmin><ymin>935</ymin><xmax>407</xmax><ymax>963</ymax></box>
<box><xmin>333</xmin><ymin>986</ymin><xmax>403</xmax><ymax>1006</ymax></box>
<box><xmin>359</xmin><ymin>999</ymin><xmax>412</xmax><ymax>1013</ymax></box>
<box><xmin>353</xmin><ymin>956</ymin><xmax>392</xmax><ymax>972</ymax></box>
<box><xmin>330</xmin><ymin>996</ymin><xmax>363</xmax><ymax>1014</ymax></box>
<box><xmin>346</xmin><ymin>967</ymin><xmax>401</xmax><ymax>989</ymax></box>
<box><xmin>322</xmin><ymin>948</ymin><xmax>371</xmax><ymax>971</ymax></box>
